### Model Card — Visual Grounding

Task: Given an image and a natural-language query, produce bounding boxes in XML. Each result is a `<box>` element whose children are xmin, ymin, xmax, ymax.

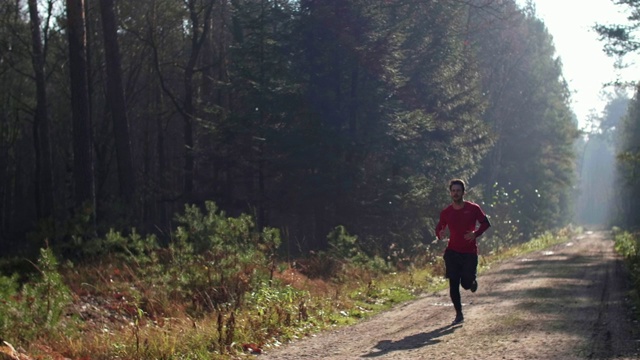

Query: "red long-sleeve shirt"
<box><xmin>435</xmin><ymin>201</ymin><xmax>490</xmax><ymax>254</ymax></box>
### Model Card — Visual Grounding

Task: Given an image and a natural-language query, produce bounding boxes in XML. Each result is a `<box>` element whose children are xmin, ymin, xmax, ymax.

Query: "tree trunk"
<box><xmin>99</xmin><ymin>0</ymin><xmax>136</xmax><ymax>204</ymax></box>
<box><xmin>183</xmin><ymin>0</ymin><xmax>198</xmax><ymax>195</ymax></box>
<box><xmin>182</xmin><ymin>0</ymin><xmax>214</xmax><ymax>195</ymax></box>
<box><xmin>66</xmin><ymin>0</ymin><xmax>96</xmax><ymax>215</ymax></box>
<box><xmin>28</xmin><ymin>0</ymin><xmax>54</xmax><ymax>220</ymax></box>
<box><xmin>183</xmin><ymin>71</ymin><xmax>195</xmax><ymax>195</ymax></box>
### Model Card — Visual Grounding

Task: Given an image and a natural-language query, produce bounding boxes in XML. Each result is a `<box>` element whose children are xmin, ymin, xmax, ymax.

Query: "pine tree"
<box><xmin>470</xmin><ymin>1</ymin><xmax>578</xmax><ymax>236</ymax></box>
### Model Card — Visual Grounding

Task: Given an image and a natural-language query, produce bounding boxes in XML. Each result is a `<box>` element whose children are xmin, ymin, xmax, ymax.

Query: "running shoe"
<box><xmin>452</xmin><ymin>313</ymin><xmax>464</xmax><ymax>324</ymax></box>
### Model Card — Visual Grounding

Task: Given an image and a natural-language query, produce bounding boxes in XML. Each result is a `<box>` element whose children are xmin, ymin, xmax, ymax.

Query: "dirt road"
<box><xmin>261</xmin><ymin>231</ymin><xmax>640</xmax><ymax>359</ymax></box>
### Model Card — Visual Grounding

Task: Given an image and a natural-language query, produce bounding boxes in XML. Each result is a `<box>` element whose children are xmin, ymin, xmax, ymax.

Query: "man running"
<box><xmin>435</xmin><ymin>179</ymin><xmax>491</xmax><ymax>324</ymax></box>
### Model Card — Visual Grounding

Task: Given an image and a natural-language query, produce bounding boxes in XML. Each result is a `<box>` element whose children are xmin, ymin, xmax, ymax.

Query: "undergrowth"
<box><xmin>612</xmin><ymin>227</ymin><xmax>640</xmax><ymax>319</ymax></box>
<box><xmin>0</xmin><ymin>202</ymin><xmax>578</xmax><ymax>360</ymax></box>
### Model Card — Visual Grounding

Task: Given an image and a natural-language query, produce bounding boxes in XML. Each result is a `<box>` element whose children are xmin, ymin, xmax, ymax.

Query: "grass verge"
<box><xmin>612</xmin><ymin>227</ymin><xmax>640</xmax><ymax>320</ymax></box>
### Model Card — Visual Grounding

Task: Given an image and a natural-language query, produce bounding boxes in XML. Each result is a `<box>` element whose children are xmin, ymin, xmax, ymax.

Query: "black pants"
<box><xmin>443</xmin><ymin>249</ymin><xmax>478</xmax><ymax>314</ymax></box>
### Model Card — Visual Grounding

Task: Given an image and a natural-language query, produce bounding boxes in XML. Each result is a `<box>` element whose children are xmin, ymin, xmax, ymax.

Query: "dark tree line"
<box><xmin>470</xmin><ymin>2</ymin><xmax>577</xmax><ymax>234</ymax></box>
<box><xmin>608</xmin><ymin>85</ymin><xmax>640</xmax><ymax>227</ymax></box>
<box><xmin>573</xmin><ymin>92</ymin><xmax>627</xmax><ymax>227</ymax></box>
<box><xmin>596</xmin><ymin>0</ymin><xmax>640</xmax><ymax>229</ymax></box>
<box><xmin>0</xmin><ymin>0</ymin><xmax>577</xmax><ymax>259</ymax></box>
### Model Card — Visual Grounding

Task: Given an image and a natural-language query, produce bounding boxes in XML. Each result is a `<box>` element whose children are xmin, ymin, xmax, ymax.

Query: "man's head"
<box><xmin>449</xmin><ymin>179</ymin><xmax>465</xmax><ymax>204</ymax></box>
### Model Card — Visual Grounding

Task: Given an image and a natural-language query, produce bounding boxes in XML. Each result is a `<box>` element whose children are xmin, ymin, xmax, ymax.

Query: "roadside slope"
<box><xmin>261</xmin><ymin>231</ymin><xmax>640</xmax><ymax>359</ymax></box>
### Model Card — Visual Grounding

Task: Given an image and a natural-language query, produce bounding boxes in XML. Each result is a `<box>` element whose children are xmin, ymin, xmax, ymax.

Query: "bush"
<box><xmin>0</xmin><ymin>248</ymin><xmax>72</xmax><ymax>343</ymax></box>
<box><xmin>612</xmin><ymin>229</ymin><xmax>640</xmax><ymax>318</ymax></box>
<box><xmin>170</xmin><ymin>201</ymin><xmax>281</xmax><ymax>311</ymax></box>
<box><xmin>480</xmin><ymin>183</ymin><xmax>525</xmax><ymax>254</ymax></box>
<box><xmin>613</xmin><ymin>229</ymin><xmax>640</xmax><ymax>259</ymax></box>
<box><xmin>297</xmin><ymin>226</ymin><xmax>393</xmax><ymax>281</ymax></box>
<box><xmin>0</xmin><ymin>273</ymin><xmax>20</xmax><ymax>332</ymax></box>
<box><xmin>246</xmin><ymin>282</ymin><xmax>311</xmax><ymax>341</ymax></box>
<box><xmin>613</xmin><ymin>230</ymin><xmax>640</xmax><ymax>282</ymax></box>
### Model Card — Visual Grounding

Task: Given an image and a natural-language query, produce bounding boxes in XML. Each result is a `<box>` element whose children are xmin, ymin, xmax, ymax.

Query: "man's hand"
<box><xmin>464</xmin><ymin>231</ymin><xmax>477</xmax><ymax>241</ymax></box>
<box><xmin>438</xmin><ymin>229</ymin><xmax>446</xmax><ymax>240</ymax></box>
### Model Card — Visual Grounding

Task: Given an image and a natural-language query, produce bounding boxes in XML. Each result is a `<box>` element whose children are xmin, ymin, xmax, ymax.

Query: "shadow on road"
<box><xmin>361</xmin><ymin>323</ymin><xmax>462</xmax><ymax>358</ymax></box>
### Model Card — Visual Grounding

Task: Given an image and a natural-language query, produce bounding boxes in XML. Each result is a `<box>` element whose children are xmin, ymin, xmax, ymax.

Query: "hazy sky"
<box><xmin>524</xmin><ymin>0</ymin><xmax>639</xmax><ymax>129</ymax></box>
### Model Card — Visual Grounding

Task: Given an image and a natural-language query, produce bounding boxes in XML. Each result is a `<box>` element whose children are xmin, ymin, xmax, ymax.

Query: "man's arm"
<box><xmin>474</xmin><ymin>216</ymin><xmax>491</xmax><ymax>238</ymax></box>
<box><xmin>435</xmin><ymin>211</ymin><xmax>447</xmax><ymax>240</ymax></box>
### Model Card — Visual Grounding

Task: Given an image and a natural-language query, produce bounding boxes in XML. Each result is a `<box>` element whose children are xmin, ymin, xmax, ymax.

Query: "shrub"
<box><xmin>246</xmin><ymin>282</ymin><xmax>311</xmax><ymax>341</ymax></box>
<box><xmin>480</xmin><ymin>183</ymin><xmax>524</xmax><ymax>254</ymax></box>
<box><xmin>298</xmin><ymin>226</ymin><xmax>393</xmax><ymax>281</ymax></box>
<box><xmin>0</xmin><ymin>248</ymin><xmax>72</xmax><ymax>343</ymax></box>
<box><xmin>613</xmin><ymin>229</ymin><xmax>640</xmax><ymax>259</ymax></box>
<box><xmin>0</xmin><ymin>274</ymin><xmax>20</xmax><ymax>333</ymax></box>
<box><xmin>171</xmin><ymin>201</ymin><xmax>282</xmax><ymax>311</ymax></box>
<box><xmin>613</xmin><ymin>229</ymin><xmax>640</xmax><ymax>318</ymax></box>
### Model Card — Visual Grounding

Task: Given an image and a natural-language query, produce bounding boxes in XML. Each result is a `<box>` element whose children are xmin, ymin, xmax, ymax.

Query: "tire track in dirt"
<box><xmin>260</xmin><ymin>231</ymin><xmax>640</xmax><ymax>360</ymax></box>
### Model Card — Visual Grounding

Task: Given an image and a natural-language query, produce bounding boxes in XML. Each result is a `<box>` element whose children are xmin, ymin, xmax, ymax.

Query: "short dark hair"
<box><xmin>449</xmin><ymin>179</ymin><xmax>465</xmax><ymax>192</ymax></box>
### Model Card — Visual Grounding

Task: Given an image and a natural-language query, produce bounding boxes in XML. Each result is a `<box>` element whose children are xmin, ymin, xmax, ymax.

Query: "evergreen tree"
<box><xmin>576</xmin><ymin>92</ymin><xmax>628</xmax><ymax>226</ymax></box>
<box><xmin>616</xmin><ymin>85</ymin><xmax>640</xmax><ymax>227</ymax></box>
<box><xmin>0</xmin><ymin>0</ymin><xmax>583</xmax><ymax>259</ymax></box>
<box><xmin>595</xmin><ymin>1</ymin><xmax>640</xmax><ymax>228</ymax></box>
<box><xmin>469</xmin><ymin>1</ymin><xmax>578</xmax><ymax>237</ymax></box>
<box><xmin>0</xmin><ymin>1</ymin><xmax>37</xmax><ymax>245</ymax></box>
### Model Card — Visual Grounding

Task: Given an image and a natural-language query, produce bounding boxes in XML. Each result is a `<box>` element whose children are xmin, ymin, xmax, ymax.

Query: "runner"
<box><xmin>435</xmin><ymin>179</ymin><xmax>491</xmax><ymax>324</ymax></box>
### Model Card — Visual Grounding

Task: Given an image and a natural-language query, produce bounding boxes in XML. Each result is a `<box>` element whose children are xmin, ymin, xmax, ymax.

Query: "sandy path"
<box><xmin>260</xmin><ymin>231</ymin><xmax>640</xmax><ymax>359</ymax></box>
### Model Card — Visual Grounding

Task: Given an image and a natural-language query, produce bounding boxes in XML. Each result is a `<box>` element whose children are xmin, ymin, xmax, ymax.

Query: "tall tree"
<box><xmin>469</xmin><ymin>1</ymin><xmax>578</xmax><ymax>236</ymax></box>
<box><xmin>399</xmin><ymin>0</ymin><xmax>490</xmax><ymax>237</ymax></box>
<box><xmin>595</xmin><ymin>1</ymin><xmax>640</xmax><ymax>59</ymax></box>
<box><xmin>0</xmin><ymin>0</ymin><xmax>584</xmax><ymax>257</ymax></box>
<box><xmin>615</xmin><ymin>84</ymin><xmax>640</xmax><ymax>227</ymax></box>
<box><xmin>147</xmin><ymin>0</ymin><xmax>215</xmax><ymax>197</ymax></box>
<box><xmin>66</xmin><ymin>0</ymin><xmax>96</xmax><ymax>217</ymax></box>
<box><xmin>28</xmin><ymin>0</ymin><xmax>54</xmax><ymax>220</ymax></box>
<box><xmin>0</xmin><ymin>0</ymin><xmax>33</xmax><ymax>245</ymax></box>
<box><xmin>281</xmin><ymin>0</ymin><xmax>492</xmax><ymax>251</ymax></box>
<box><xmin>576</xmin><ymin>91</ymin><xmax>629</xmax><ymax>226</ymax></box>
<box><xmin>181</xmin><ymin>0</ymin><xmax>214</xmax><ymax>195</ymax></box>
<box><xmin>99</xmin><ymin>0</ymin><xmax>136</xmax><ymax>205</ymax></box>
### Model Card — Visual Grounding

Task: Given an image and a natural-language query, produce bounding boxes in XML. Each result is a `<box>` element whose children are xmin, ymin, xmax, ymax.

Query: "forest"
<box><xmin>5</xmin><ymin>0</ymin><xmax>640</xmax><ymax>358</ymax></box>
<box><xmin>0</xmin><ymin>0</ymin><xmax>578</xmax><ymax>258</ymax></box>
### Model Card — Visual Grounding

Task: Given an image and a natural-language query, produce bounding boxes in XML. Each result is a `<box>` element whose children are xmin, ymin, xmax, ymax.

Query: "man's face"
<box><xmin>450</xmin><ymin>184</ymin><xmax>464</xmax><ymax>203</ymax></box>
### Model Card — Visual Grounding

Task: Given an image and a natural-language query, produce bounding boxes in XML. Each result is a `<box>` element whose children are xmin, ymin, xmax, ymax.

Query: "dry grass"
<box><xmin>1</xmin><ymin>229</ymin><xmax>579</xmax><ymax>360</ymax></box>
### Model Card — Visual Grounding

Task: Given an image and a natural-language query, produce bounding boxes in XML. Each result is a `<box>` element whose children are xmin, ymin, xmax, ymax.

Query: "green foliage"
<box><xmin>175</xmin><ymin>201</ymin><xmax>261</xmax><ymax>254</ymax></box>
<box><xmin>470</xmin><ymin>2</ymin><xmax>578</xmax><ymax>236</ymax></box>
<box><xmin>163</xmin><ymin>202</ymin><xmax>281</xmax><ymax>311</ymax></box>
<box><xmin>483</xmin><ymin>227</ymin><xmax>573</xmax><ymax>266</ymax></box>
<box><xmin>481</xmin><ymin>183</ymin><xmax>524</xmax><ymax>253</ymax></box>
<box><xmin>613</xmin><ymin>85</ymin><xmax>640</xmax><ymax>227</ymax></box>
<box><xmin>326</xmin><ymin>225</ymin><xmax>360</xmax><ymax>260</ymax></box>
<box><xmin>0</xmin><ymin>274</ymin><xmax>19</xmax><ymax>331</ymax></box>
<box><xmin>54</xmin><ymin>201</ymin><xmax>285</xmax><ymax>328</ymax></box>
<box><xmin>350</xmin><ymin>280</ymin><xmax>414</xmax><ymax>313</ymax></box>
<box><xmin>299</xmin><ymin>226</ymin><xmax>393</xmax><ymax>280</ymax></box>
<box><xmin>1</xmin><ymin>0</ymin><xmax>576</xmax><ymax>271</ymax></box>
<box><xmin>519</xmin><ymin>230</ymin><xmax>568</xmax><ymax>252</ymax></box>
<box><xmin>612</xmin><ymin>228</ymin><xmax>640</xmax><ymax>318</ymax></box>
<box><xmin>0</xmin><ymin>0</ymin><xmax>597</xmax><ymax>355</ymax></box>
<box><xmin>0</xmin><ymin>248</ymin><xmax>72</xmax><ymax>343</ymax></box>
<box><xmin>21</xmin><ymin>248</ymin><xmax>72</xmax><ymax>330</ymax></box>
<box><xmin>246</xmin><ymin>282</ymin><xmax>311</xmax><ymax>342</ymax></box>
<box><xmin>25</xmin><ymin>204</ymin><xmax>103</xmax><ymax>259</ymax></box>
<box><xmin>75</xmin><ymin>228</ymin><xmax>160</xmax><ymax>261</ymax></box>
<box><xmin>613</xmin><ymin>228</ymin><xmax>640</xmax><ymax>259</ymax></box>
<box><xmin>595</xmin><ymin>13</ymin><xmax>640</xmax><ymax>57</ymax></box>
<box><xmin>1</xmin><ymin>210</ymin><xmax>576</xmax><ymax>359</ymax></box>
<box><xmin>103</xmin><ymin>228</ymin><xmax>159</xmax><ymax>259</ymax></box>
